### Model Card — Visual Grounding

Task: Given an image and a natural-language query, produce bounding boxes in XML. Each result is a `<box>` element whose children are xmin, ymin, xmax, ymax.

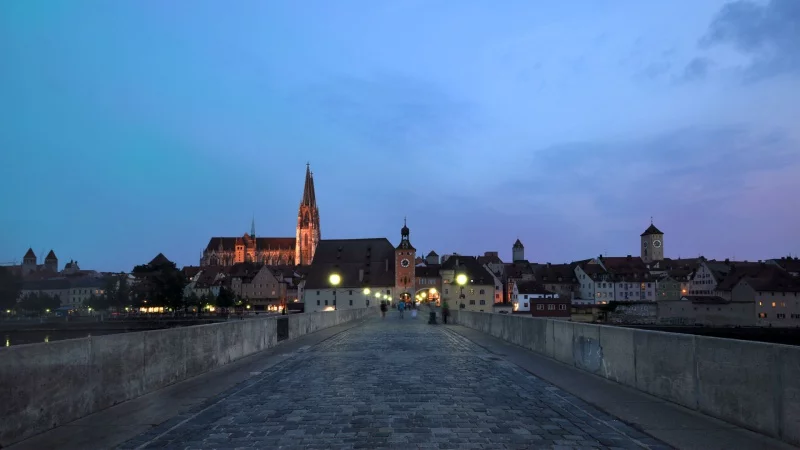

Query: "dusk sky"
<box><xmin>2</xmin><ymin>1</ymin><xmax>799</xmax><ymax>272</ymax></box>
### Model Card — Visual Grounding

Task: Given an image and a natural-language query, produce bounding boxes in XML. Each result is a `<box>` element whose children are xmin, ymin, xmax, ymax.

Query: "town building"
<box><xmin>200</xmin><ymin>164</ymin><xmax>320</xmax><ymax>267</ymax></box>
<box><xmin>533</xmin><ymin>263</ymin><xmax>577</xmax><ymax>301</ymax></box>
<box><xmin>439</xmin><ymin>255</ymin><xmax>496</xmax><ymax>312</ymax></box>
<box><xmin>516</xmin><ymin>281</ymin><xmax>570</xmax><ymax>318</ymax></box>
<box><xmin>302</xmin><ymin>238</ymin><xmax>396</xmax><ymax>312</ymax></box>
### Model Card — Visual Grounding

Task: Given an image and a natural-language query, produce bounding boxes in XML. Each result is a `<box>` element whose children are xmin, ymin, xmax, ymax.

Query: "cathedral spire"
<box><xmin>302</xmin><ymin>163</ymin><xmax>316</xmax><ymax>207</ymax></box>
<box><xmin>250</xmin><ymin>215</ymin><xmax>256</xmax><ymax>238</ymax></box>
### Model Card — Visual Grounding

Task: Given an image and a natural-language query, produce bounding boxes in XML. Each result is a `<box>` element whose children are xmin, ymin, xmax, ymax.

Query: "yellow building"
<box><xmin>439</xmin><ymin>255</ymin><xmax>496</xmax><ymax>313</ymax></box>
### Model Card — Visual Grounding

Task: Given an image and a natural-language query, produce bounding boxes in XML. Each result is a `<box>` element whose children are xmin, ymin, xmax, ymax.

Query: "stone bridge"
<box><xmin>1</xmin><ymin>309</ymin><xmax>797</xmax><ymax>449</ymax></box>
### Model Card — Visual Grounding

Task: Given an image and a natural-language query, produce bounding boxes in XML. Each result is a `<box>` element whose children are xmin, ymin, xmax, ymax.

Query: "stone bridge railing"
<box><xmin>0</xmin><ymin>307</ymin><xmax>377</xmax><ymax>447</ymax></box>
<box><xmin>450</xmin><ymin>310</ymin><xmax>800</xmax><ymax>447</ymax></box>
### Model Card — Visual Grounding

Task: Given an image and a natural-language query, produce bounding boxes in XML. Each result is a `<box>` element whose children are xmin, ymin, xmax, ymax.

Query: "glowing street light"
<box><xmin>329</xmin><ymin>273</ymin><xmax>341</xmax><ymax>310</ymax></box>
<box><xmin>363</xmin><ymin>288</ymin><xmax>371</xmax><ymax>306</ymax></box>
<box><xmin>456</xmin><ymin>273</ymin><xmax>468</xmax><ymax>309</ymax></box>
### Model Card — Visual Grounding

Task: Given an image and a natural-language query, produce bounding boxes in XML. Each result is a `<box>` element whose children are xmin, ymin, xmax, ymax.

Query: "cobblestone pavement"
<box><xmin>119</xmin><ymin>313</ymin><xmax>671</xmax><ymax>450</ymax></box>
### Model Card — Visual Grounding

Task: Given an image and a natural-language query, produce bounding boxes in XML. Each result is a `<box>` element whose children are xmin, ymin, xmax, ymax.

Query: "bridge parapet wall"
<box><xmin>450</xmin><ymin>310</ymin><xmax>800</xmax><ymax>446</ymax></box>
<box><xmin>0</xmin><ymin>308</ymin><xmax>377</xmax><ymax>447</ymax></box>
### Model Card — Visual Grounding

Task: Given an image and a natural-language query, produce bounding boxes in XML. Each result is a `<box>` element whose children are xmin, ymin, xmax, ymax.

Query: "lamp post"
<box><xmin>363</xmin><ymin>288</ymin><xmax>371</xmax><ymax>307</ymax></box>
<box><xmin>456</xmin><ymin>273</ymin><xmax>467</xmax><ymax>309</ymax></box>
<box><xmin>329</xmin><ymin>273</ymin><xmax>341</xmax><ymax>311</ymax></box>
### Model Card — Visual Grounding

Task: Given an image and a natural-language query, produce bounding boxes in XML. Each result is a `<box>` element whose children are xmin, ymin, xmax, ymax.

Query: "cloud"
<box><xmin>678</xmin><ymin>57</ymin><xmax>712</xmax><ymax>82</ymax></box>
<box><xmin>469</xmin><ymin>126</ymin><xmax>800</xmax><ymax>261</ymax></box>
<box><xmin>702</xmin><ymin>0</ymin><xmax>800</xmax><ymax>79</ymax></box>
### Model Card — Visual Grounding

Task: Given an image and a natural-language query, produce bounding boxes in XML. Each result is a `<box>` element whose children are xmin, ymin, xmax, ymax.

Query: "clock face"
<box><xmin>653</xmin><ymin>239</ymin><xmax>662</xmax><ymax>248</ymax></box>
<box><xmin>401</xmin><ymin>258</ymin><xmax>410</xmax><ymax>268</ymax></box>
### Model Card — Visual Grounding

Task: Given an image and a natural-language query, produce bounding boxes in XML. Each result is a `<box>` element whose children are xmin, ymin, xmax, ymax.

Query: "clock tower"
<box><xmin>640</xmin><ymin>220</ymin><xmax>664</xmax><ymax>263</ymax></box>
<box><xmin>395</xmin><ymin>218</ymin><xmax>416</xmax><ymax>302</ymax></box>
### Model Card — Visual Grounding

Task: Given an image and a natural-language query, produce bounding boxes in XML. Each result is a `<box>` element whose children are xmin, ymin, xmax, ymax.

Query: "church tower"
<box><xmin>395</xmin><ymin>218</ymin><xmax>416</xmax><ymax>302</ymax></box>
<box><xmin>295</xmin><ymin>164</ymin><xmax>321</xmax><ymax>265</ymax></box>
<box><xmin>512</xmin><ymin>239</ymin><xmax>525</xmax><ymax>262</ymax></box>
<box><xmin>640</xmin><ymin>220</ymin><xmax>664</xmax><ymax>263</ymax></box>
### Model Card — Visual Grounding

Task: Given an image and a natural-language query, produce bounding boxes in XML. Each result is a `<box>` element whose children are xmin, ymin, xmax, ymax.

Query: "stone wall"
<box><xmin>0</xmin><ymin>308</ymin><xmax>376</xmax><ymax>447</ymax></box>
<box><xmin>450</xmin><ymin>310</ymin><xmax>800</xmax><ymax>446</ymax></box>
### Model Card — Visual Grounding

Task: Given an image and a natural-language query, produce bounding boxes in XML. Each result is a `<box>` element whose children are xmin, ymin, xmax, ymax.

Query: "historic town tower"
<box><xmin>640</xmin><ymin>220</ymin><xmax>664</xmax><ymax>263</ymax></box>
<box><xmin>295</xmin><ymin>164</ymin><xmax>321</xmax><ymax>265</ymax></box>
<box><xmin>395</xmin><ymin>218</ymin><xmax>416</xmax><ymax>302</ymax></box>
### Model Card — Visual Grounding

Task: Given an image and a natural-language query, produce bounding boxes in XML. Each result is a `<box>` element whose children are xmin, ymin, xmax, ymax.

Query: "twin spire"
<box><xmin>302</xmin><ymin>163</ymin><xmax>316</xmax><ymax>208</ymax></box>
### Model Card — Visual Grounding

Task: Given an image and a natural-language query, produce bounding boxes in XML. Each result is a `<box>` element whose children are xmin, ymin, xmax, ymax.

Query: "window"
<box><xmin>469</xmin><ymin>288</ymin><xmax>475</xmax><ymax>295</ymax></box>
<box><xmin>479</xmin><ymin>300</ymin><xmax>485</xmax><ymax>305</ymax></box>
<box><xmin>325</xmin><ymin>300</ymin><xmax>328</xmax><ymax>306</ymax></box>
<box><xmin>349</xmin><ymin>290</ymin><xmax>353</xmax><ymax>295</ymax></box>
<box><xmin>548</xmin><ymin>304</ymin><xmax>555</xmax><ymax>310</ymax></box>
<box><xmin>317</xmin><ymin>300</ymin><xmax>320</xmax><ymax>305</ymax></box>
<box><xmin>479</xmin><ymin>289</ymin><xmax>485</xmax><ymax>294</ymax></box>
<box><xmin>469</xmin><ymin>300</ymin><xmax>475</xmax><ymax>305</ymax></box>
<box><xmin>316</xmin><ymin>290</ymin><xmax>320</xmax><ymax>295</ymax></box>
<box><xmin>758</xmin><ymin>312</ymin><xmax>767</xmax><ymax>318</ymax></box>
<box><xmin>558</xmin><ymin>304</ymin><xmax>567</xmax><ymax>310</ymax></box>
<box><xmin>536</xmin><ymin>304</ymin><xmax>544</xmax><ymax>310</ymax></box>
<box><xmin>523</xmin><ymin>303</ymin><xmax>528</xmax><ymax>308</ymax></box>
<box><xmin>349</xmin><ymin>300</ymin><xmax>353</xmax><ymax>306</ymax></box>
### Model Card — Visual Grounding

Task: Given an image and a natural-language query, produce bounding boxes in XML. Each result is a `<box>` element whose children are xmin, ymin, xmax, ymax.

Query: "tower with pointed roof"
<box><xmin>44</xmin><ymin>250</ymin><xmax>58</xmax><ymax>272</ymax></box>
<box><xmin>21</xmin><ymin>248</ymin><xmax>37</xmax><ymax>276</ymax></box>
<box><xmin>295</xmin><ymin>164</ymin><xmax>321</xmax><ymax>265</ymax></box>
<box><xmin>395</xmin><ymin>218</ymin><xmax>416</xmax><ymax>301</ymax></box>
<box><xmin>512</xmin><ymin>239</ymin><xmax>525</xmax><ymax>262</ymax></box>
<box><xmin>640</xmin><ymin>219</ymin><xmax>664</xmax><ymax>263</ymax></box>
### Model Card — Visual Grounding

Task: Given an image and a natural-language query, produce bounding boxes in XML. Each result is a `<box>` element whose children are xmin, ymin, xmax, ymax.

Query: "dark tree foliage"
<box><xmin>18</xmin><ymin>292</ymin><xmax>61</xmax><ymax>314</ymax></box>
<box><xmin>131</xmin><ymin>259</ymin><xmax>186</xmax><ymax>309</ymax></box>
<box><xmin>0</xmin><ymin>267</ymin><xmax>22</xmax><ymax>311</ymax></box>
<box><xmin>216</xmin><ymin>286</ymin><xmax>235</xmax><ymax>309</ymax></box>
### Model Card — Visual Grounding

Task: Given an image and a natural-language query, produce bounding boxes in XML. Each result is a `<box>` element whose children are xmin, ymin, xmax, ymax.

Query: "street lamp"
<box><xmin>364</xmin><ymin>288</ymin><xmax>371</xmax><ymax>307</ymax></box>
<box><xmin>329</xmin><ymin>273</ymin><xmax>341</xmax><ymax>310</ymax></box>
<box><xmin>456</xmin><ymin>273</ymin><xmax>467</xmax><ymax>309</ymax></box>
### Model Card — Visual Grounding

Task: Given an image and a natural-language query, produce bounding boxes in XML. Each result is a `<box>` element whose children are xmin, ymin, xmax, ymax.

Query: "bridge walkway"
<box><xmin>9</xmin><ymin>313</ymin><xmax>794</xmax><ymax>450</ymax></box>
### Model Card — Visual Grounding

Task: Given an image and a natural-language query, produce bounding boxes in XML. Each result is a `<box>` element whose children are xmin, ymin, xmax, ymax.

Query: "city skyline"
<box><xmin>2</xmin><ymin>0</ymin><xmax>799</xmax><ymax>271</ymax></box>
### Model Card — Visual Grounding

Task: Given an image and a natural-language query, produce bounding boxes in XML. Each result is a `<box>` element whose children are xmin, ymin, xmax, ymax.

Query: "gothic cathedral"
<box><xmin>200</xmin><ymin>164</ymin><xmax>321</xmax><ymax>267</ymax></box>
<box><xmin>296</xmin><ymin>164</ymin><xmax>321</xmax><ymax>265</ymax></box>
<box><xmin>394</xmin><ymin>219</ymin><xmax>416</xmax><ymax>302</ymax></box>
<box><xmin>640</xmin><ymin>221</ymin><xmax>664</xmax><ymax>263</ymax></box>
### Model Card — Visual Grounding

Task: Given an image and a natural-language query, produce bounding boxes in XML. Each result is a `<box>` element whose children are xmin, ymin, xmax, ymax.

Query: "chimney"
<box><xmin>626</xmin><ymin>255</ymin><xmax>631</xmax><ymax>260</ymax></box>
<box><xmin>547</xmin><ymin>262</ymin><xmax>551</xmax><ymax>267</ymax></box>
<box><xmin>359</xmin><ymin>269</ymin><xmax>364</xmax><ymax>282</ymax></box>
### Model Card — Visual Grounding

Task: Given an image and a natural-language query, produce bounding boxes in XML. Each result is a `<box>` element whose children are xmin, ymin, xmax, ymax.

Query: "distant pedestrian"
<box><xmin>380</xmin><ymin>301</ymin><xmax>387</xmax><ymax>319</ymax></box>
<box><xmin>397</xmin><ymin>300</ymin><xmax>406</xmax><ymax>319</ymax></box>
<box><xmin>442</xmin><ymin>301</ymin><xmax>450</xmax><ymax>324</ymax></box>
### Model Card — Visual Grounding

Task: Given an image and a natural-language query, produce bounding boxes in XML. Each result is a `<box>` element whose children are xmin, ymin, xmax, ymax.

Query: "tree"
<box><xmin>115</xmin><ymin>275</ymin><xmax>130</xmax><ymax>310</ymax></box>
<box><xmin>216</xmin><ymin>287</ymin><xmax>234</xmax><ymax>310</ymax></box>
<box><xmin>186</xmin><ymin>292</ymin><xmax>201</xmax><ymax>314</ymax></box>
<box><xmin>0</xmin><ymin>267</ymin><xmax>21</xmax><ymax>311</ymax></box>
<box><xmin>18</xmin><ymin>292</ymin><xmax>60</xmax><ymax>314</ymax></box>
<box><xmin>131</xmin><ymin>259</ymin><xmax>186</xmax><ymax>310</ymax></box>
<box><xmin>84</xmin><ymin>292</ymin><xmax>109</xmax><ymax>311</ymax></box>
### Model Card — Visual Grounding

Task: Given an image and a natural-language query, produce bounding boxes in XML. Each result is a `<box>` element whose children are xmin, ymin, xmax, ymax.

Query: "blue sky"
<box><xmin>2</xmin><ymin>0</ymin><xmax>799</xmax><ymax>271</ymax></box>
